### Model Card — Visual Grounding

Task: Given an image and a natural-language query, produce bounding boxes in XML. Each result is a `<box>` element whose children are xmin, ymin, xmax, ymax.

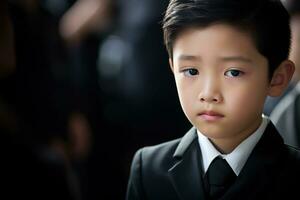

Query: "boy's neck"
<box><xmin>209</xmin><ymin>118</ymin><xmax>263</xmax><ymax>154</ymax></box>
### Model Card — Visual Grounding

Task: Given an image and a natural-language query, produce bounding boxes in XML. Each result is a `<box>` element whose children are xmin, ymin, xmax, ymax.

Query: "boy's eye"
<box><xmin>183</xmin><ymin>68</ymin><xmax>199</xmax><ymax>76</ymax></box>
<box><xmin>224</xmin><ymin>69</ymin><xmax>243</xmax><ymax>77</ymax></box>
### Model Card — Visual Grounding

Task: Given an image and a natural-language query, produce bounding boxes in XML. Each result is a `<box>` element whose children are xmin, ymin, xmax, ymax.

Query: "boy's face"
<box><xmin>171</xmin><ymin>24</ymin><xmax>273</xmax><ymax>150</ymax></box>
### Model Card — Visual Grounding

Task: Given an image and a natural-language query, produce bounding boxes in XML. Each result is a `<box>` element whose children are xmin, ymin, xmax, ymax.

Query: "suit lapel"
<box><xmin>167</xmin><ymin>123</ymin><xmax>286</xmax><ymax>200</ymax></box>
<box><xmin>222</xmin><ymin>123</ymin><xmax>285</xmax><ymax>199</ymax></box>
<box><xmin>168</xmin><ymin>128</ymin><xmax>207</xmax><ymax>200</ymax></box>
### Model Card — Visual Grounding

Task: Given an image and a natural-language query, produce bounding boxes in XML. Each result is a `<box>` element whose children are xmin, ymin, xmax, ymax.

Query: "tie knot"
<box><xmin>204</xmin><ymin>157</ymin><xmax>237</xmax><ymax>199</ymax></box>
<box><xmin>206</xmin><ymin>157</ymin><xmax>236</xmax><ymax>186</ymax></box>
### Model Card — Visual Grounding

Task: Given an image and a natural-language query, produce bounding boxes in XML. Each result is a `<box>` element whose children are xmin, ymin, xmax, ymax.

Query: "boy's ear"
<box><xmin>268</xmin><ymin>60</ymin><xmax>295</xmax><ymax>97</ymax></box>
<box><xmin>169</xmin><ymin>58</ymin><xmax>174</xmax><ymax>73</ymax></box>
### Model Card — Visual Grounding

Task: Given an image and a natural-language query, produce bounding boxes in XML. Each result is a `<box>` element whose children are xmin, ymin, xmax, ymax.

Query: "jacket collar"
<box><xmin>168</xmin><ymin>127</ymin><xmax>207</xmax><ymax>200</ymax></box>
<box><xmin>173</xmin><ymin>127</ymin><xmax>198</xmax><ymax>158</ymax></box>
<box><xmin>168</xmin><ymin>123</ymin><xmax>286</xmax><ymax>200</ymax></box>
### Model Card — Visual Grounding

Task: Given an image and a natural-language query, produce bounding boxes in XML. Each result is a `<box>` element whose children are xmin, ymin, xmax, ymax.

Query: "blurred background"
<box><xmin>1</xmin><ymin>0</ymin><xmax>190</xmax><ymax>199</ymax></box>
<box><xmin>1</xmin><ymin>0</ymin><xmax>299</xmax><ymax>199</ymax></box>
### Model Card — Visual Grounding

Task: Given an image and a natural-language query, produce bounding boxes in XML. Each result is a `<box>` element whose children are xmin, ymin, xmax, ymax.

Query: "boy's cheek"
<box><xmin>227</xmin><ymin>93</ymin><xmax>265</xmax><ymax>116</ymax></box>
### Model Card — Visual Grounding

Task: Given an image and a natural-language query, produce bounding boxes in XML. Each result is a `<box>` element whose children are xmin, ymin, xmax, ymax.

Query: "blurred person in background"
<box><xmin>60</xmin><ymin>0</ymin><xmax>190</xmax><ymax>199</ymax></box>
<box><xmin>59</xmin><ymin>0</ymin><xmax>120</xmax><ymax>199</ymax></box>
<box><xmin>1</xmin><ymin>0</ymin><xmax>17</xmax><ymax>149</ymax></box>
<box><xmin>0</xmin><ymin>0</ymin><xmax>17</xmax><ymax>137</ymax></box>
<box><xmin>1</xmin><ymin>0</ymin><xmax>80</xmax><ymax>199</ymax></box>
<box><xmin>271</xmin><ymin>0</ymin><xmax>300</xmax><ymax>147</ymax></box>
<box><xmin>95</xmin><ymin>0</ymin><xmax>190</xmax><ymax>175</ymax></box>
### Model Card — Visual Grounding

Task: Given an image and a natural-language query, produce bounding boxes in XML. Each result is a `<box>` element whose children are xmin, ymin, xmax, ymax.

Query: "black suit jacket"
<box><xmin>126</xmin><ymin>123</ymin><xmax>300</xmax><ymax>200</ymax></box>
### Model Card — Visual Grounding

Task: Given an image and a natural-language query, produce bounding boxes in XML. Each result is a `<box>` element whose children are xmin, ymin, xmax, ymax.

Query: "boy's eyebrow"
<box><xmin>219</xmin><ymin>56</ymin><xmax>253</xmax><ymax>63</ymax></box>
<box><xmin>177</xmin><ymin>55</ymin><xmax>253</xmax><ymax>64</ymax></box>
<box><xmin>177</xmin><ymin>55</ymin><xmax>202</xmax><ymax>61</ymax></box>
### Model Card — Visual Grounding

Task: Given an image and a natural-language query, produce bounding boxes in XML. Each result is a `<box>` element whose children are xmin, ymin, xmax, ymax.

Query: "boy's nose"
<box><xmin>198</xmin><ymin>81</ymin><xmax>223</xmax><ymax>103</ymax></box>
<box><xmin>200</xmin><ymin>96</ymin><xmax>221</xmax><ymax>103</ymax></box>
<box><xmin>199</xmin><ymin>94</ymin><xmax>223</xmax><ymax>103</ymax></box>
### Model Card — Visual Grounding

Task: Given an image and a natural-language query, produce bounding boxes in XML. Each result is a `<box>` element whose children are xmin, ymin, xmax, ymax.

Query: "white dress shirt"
<box><xmin>197</xmin><ymin>115</ymin><xmax>270</xmax><ymax>176</ymax></box>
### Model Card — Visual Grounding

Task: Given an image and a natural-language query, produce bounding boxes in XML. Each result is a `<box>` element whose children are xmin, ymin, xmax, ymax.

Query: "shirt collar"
<box><xmin>197</xmin><ymin>115</ymin><xmax>270</xmax><ymax>176</ymax></box>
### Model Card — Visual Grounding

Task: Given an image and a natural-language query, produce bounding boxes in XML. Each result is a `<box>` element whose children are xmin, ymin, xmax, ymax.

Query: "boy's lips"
<box><xmin>197</xmin><ymin>111</ymin><xmax>224</xmax><ymax>121</ymax></box>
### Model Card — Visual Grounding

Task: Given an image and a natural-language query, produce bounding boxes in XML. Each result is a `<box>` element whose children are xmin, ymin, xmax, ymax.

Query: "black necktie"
<box><xmin>204</xmin><ymin>157</ymin><xmax>237</xmax><ymax>200</ymax></box>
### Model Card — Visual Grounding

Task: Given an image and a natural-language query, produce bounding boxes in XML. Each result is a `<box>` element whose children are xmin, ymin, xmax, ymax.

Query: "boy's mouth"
<box><xmin>198</xmin><ymin>111</ymin><xmax>224</xmax><ymax>121</ymax></box>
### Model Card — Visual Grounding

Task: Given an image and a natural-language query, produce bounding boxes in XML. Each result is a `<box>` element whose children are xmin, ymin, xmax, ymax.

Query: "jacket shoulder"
<box><xmin>126</xmin><ymin>138</ymin><xmax>183</xmax><ymax>200</ymax></box>
<box><xmin>139</xmin><ymin>138</ymin><xmax>182</xmax><ymax>170</ymax></box>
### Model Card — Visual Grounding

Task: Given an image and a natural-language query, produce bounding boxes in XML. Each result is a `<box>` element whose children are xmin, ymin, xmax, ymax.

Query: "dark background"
<box><xmin>1</xmin><ymin>0</ymin><xmax>190</xmax><ymax>199</ymax></box>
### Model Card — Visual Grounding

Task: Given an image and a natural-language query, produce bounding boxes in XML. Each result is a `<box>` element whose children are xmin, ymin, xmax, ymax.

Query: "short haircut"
<box><xmin>163</xmin><ymin>0</ymin><xmax>291</xmax><ymax>78</ymax></box>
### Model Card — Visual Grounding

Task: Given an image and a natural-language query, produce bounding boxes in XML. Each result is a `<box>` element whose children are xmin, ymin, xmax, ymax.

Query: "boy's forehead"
<box><xmin>171</xmin><ymin>24</ymin><xmax>267</xmax><ymax>66</ymax></box>
<box><xmin>173</xmin><ymin>24</ymin><xmax>256</xmax><ymax>49</ymax></box>
<box><xmin>174</xmin><ymin>23</ymin><xmax>255</xmax><ymax>45</ymax></box>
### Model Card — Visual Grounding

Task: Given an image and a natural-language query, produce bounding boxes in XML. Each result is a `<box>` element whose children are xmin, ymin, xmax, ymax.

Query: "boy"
<box><xmin>126</xmin><ymin>0</ymin><xmax>300</xmax><ymax>199</ymax></box>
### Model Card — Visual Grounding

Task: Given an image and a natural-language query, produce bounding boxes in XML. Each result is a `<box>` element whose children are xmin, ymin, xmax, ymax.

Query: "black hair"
<box><xmin>163</xmin><ymin>0</ymin><xmax>291</xmax><ymax>78</ymax></box>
